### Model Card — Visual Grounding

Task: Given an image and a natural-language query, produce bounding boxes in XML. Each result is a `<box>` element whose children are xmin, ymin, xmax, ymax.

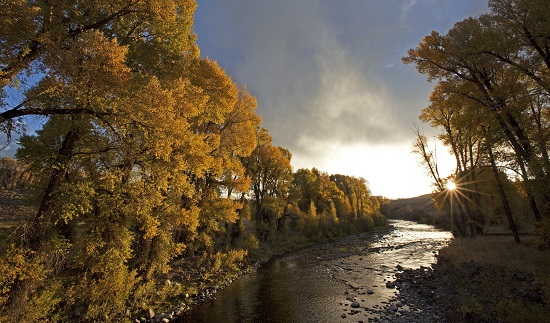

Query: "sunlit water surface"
<box><xmin>178</xmin><ymin>220</ymin><xmax>452</xmax><ymax>322</ymax></box>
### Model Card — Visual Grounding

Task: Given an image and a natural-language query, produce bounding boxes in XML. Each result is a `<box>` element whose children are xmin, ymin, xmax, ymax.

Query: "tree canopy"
<box><xmin>405</xmin><ymin>0</ymin><xmax>550</xmax><ymax>243</ymax></box>
<box><xmin>0</xmin><ymin>1</ymin><xmax>387</xmax><ymax>321</ymax></box>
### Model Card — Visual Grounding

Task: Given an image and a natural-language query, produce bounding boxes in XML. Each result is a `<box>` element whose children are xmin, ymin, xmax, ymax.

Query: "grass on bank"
<box><xmin>439</xmin><ymin>235</ymin><xmax>550</xmax><ymax>274</ymax></box>
<box><xmin>437</xmin><ymin>236</ymin><xmax>550</xmax><ymax>322</ymax></box>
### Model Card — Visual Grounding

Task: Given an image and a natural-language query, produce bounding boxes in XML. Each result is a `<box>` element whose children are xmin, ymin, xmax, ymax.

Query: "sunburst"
<box><xmin>446</xmin><ymin>181</ymin><xmax>457</xmax><ymax>191</ymax></box>
<box><xmin>434</xmin><ymin>174</ymin><xmax>493</xmax><ymax>236</ymax></box>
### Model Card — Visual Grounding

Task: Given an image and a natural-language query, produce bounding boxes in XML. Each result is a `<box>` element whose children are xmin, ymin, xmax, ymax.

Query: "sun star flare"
<box><xmin>446</xmin><ymin>181</ymin><xmax>457</xmax><ymax>191</ymax></box>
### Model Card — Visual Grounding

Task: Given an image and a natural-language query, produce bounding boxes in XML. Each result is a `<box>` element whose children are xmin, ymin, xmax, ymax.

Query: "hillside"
<box><xmin>383</xmin><ymin>194</ymin><xmax>440</xmax><ymax>223</ymax></box>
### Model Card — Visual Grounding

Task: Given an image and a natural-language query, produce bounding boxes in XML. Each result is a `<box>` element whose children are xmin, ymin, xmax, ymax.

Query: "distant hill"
<box><xmin>383</xmin><ymin>194</ymin><xmax>440</xmax><ymax>223</ymax></box>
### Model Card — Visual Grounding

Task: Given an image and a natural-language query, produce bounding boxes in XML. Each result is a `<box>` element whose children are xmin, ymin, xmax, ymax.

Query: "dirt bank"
<box><xmin>383</xmin><ymin>236</ymin><xmax>550</xmax><ymax>323</ymax></box>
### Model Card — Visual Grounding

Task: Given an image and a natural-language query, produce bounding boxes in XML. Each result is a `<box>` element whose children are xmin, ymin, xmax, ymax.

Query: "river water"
<box><xmin>179</xmin><ymin>220</ymin><xmax>452</xmax><ymax>323</ymax></box>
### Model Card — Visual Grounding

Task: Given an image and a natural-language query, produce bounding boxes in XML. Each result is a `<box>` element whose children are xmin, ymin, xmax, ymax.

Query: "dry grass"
<box><xmin>436</xmin><ymin>236</ymin><xmax>550</xmax><ymax>322</ymax></box>
<box><xmin>439</xmin><ymin>235</ymin><xmax>550</xmax><ymax>275</ymax></box>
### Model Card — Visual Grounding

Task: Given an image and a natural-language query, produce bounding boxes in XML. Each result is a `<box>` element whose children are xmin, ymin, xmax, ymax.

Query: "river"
<box><xmin>178</xmin><ymin>220</ymin><xmax>452</xmax><ymax>322</ymax></box>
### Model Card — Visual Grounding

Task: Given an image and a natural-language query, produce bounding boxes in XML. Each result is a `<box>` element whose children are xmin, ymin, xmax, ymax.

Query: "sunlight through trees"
<box><xmin>406</xmin><ymin>0</ymin><xmax>550</xmax><ymax>244</ymax></box>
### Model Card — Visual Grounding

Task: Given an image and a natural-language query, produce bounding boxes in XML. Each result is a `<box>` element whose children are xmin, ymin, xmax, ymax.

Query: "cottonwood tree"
<box><xmin>405</xmin><ymin>0</ymin><xmax>550</xmax><ymax>245</ymax></box>
<box><xmin>242</xmin><ymin>128</ymin><xmax>293</xmax><ymax>242</ymax></box>
<box><xmin>0</xmin><ymin>1</ymin><xmax>215</xmax><ymax>320</ymax></box>
<box><xmin>0</xmin><ymin>2</ymin><xmax>388</xmax><ymax>321</ymax></box>
<box><xmin>0</xmin><ymin>1</ymin><xmax>197</xmax><ymax>126</ymax></box>
<box><xmin>0</xmin><ymin>157</ymin><xmax>34</xmax><ymax>190</ymax></box>
<box><xmin>404</xmin><ymin>0</ymin><xmax>550</xmax><ymax>223</ymax></box>
<box><xmin>421</xmin><ymin>81</ymin><xmax>489</xmax><ymax>235</ymax></box>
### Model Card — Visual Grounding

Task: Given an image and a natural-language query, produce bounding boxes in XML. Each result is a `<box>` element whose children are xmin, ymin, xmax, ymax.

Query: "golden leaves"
<box><xmin>220</xmin><ymin>86</ymin><xmax>261</xmax><ymax>157</ymax></box>
<box><xmin>53</xmin><ymin>182</ymin><xmax>96</xmax><ymax>225</ymax></box>
<box><xmin>0</xmin><ymin>245</ymin><xmax>44</xmax><ymax>306</ymax></box>
<box><xmin>0</xmin><ymin>2</ymin><xmax>272</xmax><ymax>319</ymax></box>
<box><xmin>184</xmin><ymin>57</ymin><xmax>239</xmax><ymax>125</ymax></box>
<box><xmin>46</xmin><ymin>30</ymin><xmax>131</xmax><ymax>93</ymax></box>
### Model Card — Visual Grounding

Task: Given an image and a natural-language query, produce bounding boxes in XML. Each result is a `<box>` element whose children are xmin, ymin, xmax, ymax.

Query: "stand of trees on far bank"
<box><xmin>0</xmin><ymin>2</ymin><xmax>386</xmax><ymax>321</ymax></box>
<box><xmin>405</xmin><ymin>0</ymin><xmax>550</xmax><ymax>246</ymax></box>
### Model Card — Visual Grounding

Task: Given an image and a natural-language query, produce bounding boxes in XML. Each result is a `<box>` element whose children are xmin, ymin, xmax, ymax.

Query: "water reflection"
<box><xmin>179</xmin><ymin>220</ymin><xmax>452</xmax><ymax>323</ymax></box>
<box><xmin>182</xmin><ymin>250</ymin><xmax>344</xmax><ymax>322</ymax></box>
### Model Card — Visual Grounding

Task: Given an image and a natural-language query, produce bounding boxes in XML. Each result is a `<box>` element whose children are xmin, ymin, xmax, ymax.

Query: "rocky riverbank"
<box><xmin>151</xmin><ymin>222</ymin><xmax>550</xmax><ymax>323</ymax></box>
<box><xmin>113</xmin><ymin>222</ymin><xmax>550</xmax><ymax>323</ymax></box>
<box><xmin>369</xmin><ymin>265</ymin><xmax>445</xmax><ymax>323</ymax></box>
<box><xmin>376</xmin><ymin>247</ymin><xmax>549</xmax><ymax>322</ymax></box>
<box><xmin>180</xmin><ymin>220</ymin><xmax>456</xmax><ymax>322</ymax></box>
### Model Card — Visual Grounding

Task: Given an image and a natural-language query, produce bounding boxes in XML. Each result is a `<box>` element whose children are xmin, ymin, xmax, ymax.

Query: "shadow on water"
<box><xmin>178</xmin><ymin>220</ymin><xmax>452</xmax><ymax>323</ymax></box>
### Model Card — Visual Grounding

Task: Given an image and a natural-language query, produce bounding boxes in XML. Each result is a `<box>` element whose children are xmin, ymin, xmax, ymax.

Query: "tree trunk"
<box><xmin>517</xmin><ymin>156</ymin><xmax>543</xmax><ymax>222</ymax></box>
<box><xmin>144</xmin><ymin>233</ymin><xmax>162</xmax><ymax>280</ymax></box>
<box><xmin>230</xmin><ymin>218</ymin><xmax>242</xmax><ymax>245</ymax></box>
<box><xmin>8</xmin><ymin>129</ymin><xmax>79</xmax><ymax>320</ymax></box>
<box><xmin>30</xmin><ymin>129</ymin><xmax>79</xmax><ymax>249</ymax></box>
<box><xmin>468</xmin><ymin>138</ymin><xmax>485</xmax><ymax>235</ymax></box>
<box><xmin>486</xmin><ymin>137</ymin><xmax>521</xmax><ymax>244</ymax></box>
<box><xmin>456</xmin><ymin>170</ymin><xmax>476</xmax><ymax>237</ymax></box>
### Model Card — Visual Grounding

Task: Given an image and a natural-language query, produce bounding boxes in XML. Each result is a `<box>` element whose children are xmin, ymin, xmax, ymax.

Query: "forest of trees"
<box><xmin>405</xmin><ymin>0</ymin><xmax>550</xmax><ymax>245</ymax></box>
<box><xmin>0</xmin><ymin>1</ymin><xmax>386</xmax><ymax>321</ymax></box>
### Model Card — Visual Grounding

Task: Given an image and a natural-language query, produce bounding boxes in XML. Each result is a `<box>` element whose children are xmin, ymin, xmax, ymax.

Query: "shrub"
<box><xmin>237</xmin><ymin>234</ymin><xmax>259</xmax><ymax>251</ymax></box>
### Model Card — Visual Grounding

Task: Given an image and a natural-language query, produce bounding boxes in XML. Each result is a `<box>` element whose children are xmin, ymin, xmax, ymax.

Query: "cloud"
<box><xmin>194</xmin><ymin>0</ymin><xmax>490</xmax><ymax>196</ymax></box>
<box><xmin>196</xmin><ymin>0</ymin><xmax>412</xmax><ymax>156</ymax></box>
<box><xmin>402</xmin><ymin>0</ymin><xmax>418</xmax><ymax>12</ymax></box>
<box><xmin>302</xmin><ymin>45</ymin><xmax>399</xmax><ymax>152</ymax></box>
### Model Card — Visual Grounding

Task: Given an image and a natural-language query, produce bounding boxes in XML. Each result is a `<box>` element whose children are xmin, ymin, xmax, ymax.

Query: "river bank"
<box><xmin>178</xmin><ymin>220</ymin><xmax>452</xmax><ymax>322</ymax></box>
<box><xmin>142</xmin><ymin>222</ymin><xmax>550</xmax><ymax>323</ymax></box>
<box><xmin>135</xmin><ymin>224</ymin><xmax>396</xmax><ymax>323</ymax></box>
<box><xmin>379</xmin><ymin>235</ymin><xmax>550</xmax><ymax>323</ymax></box>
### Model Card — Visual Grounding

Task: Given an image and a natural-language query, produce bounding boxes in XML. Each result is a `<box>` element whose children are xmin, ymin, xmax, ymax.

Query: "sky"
<box><xmin>0</xmin><ymin>1</ymin><xmax>490</xmax><ymax>199</ymax></box>
<box><xmin>193</xmin><ymin>0</ymin><xmax>490</xmax><ymax>199</ymax></box>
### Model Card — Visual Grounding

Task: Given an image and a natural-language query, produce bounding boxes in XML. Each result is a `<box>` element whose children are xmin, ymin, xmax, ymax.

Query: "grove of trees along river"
<box><xmin>406</xmin><ymin>0</ymin><xmax>550</xmax><ymax>244</ymax></box>
<box><xmin>0</xmin><ymin>1</ymin><xmax>384</xmax><ymax>321</ymax></box>
<box><xmin>1</xmin><ymin>0</ymin><xmax>550</xmax><ymax>321</ymax></box>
